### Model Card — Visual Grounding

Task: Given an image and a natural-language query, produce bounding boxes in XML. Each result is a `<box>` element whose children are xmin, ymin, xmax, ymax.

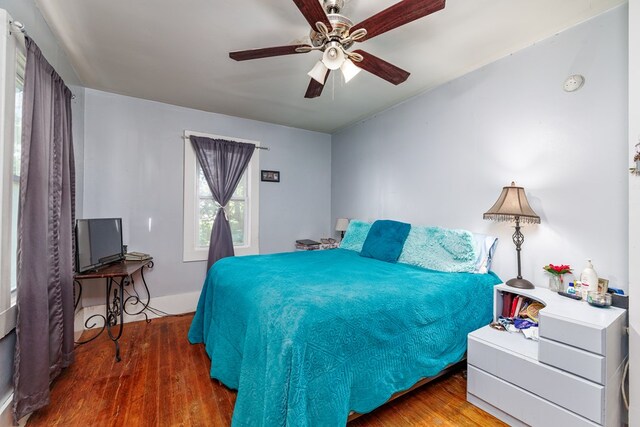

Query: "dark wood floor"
<box><xmin>27</xmin><ymin>314</ymin><xmax>506</xmax><ymax>427</ymax></box>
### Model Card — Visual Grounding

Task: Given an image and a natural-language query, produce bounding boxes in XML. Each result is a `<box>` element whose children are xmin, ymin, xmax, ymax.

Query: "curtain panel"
<box><xmin>189</xmin><ymin>136</ymin><xmax>255</xmax><ymax>270</ymax></box>
<box><xmin>13</xmin><ymin>37</ymin><xmax>76</xmax><ymax>423</ymax></box>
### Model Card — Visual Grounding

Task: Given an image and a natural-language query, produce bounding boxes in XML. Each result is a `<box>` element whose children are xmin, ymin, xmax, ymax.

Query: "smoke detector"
<box><xmin>563</xmin><ymin>74</ymin><xmax>585</xmax><ymax>92</ymax></box>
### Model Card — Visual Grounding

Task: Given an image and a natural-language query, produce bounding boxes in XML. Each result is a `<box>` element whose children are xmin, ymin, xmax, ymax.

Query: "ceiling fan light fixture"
<box><xmin>322</xmin><ymin>42</ymin><xmax>345</xmax><ymax>70</ymax></box>
<box><xmin>308</xmin><ymin>60</ymin><xmax>329</xmax><ymax>84</ymax></box>
<box><xmin>229</xmin><ymin>0</ymin><xmax>445</xmax><ymax>99</ymax></box>
<box><xmin>340</xmin><ymin>58</ymin><xmax>361</xmax><ymax>83</ymax></box>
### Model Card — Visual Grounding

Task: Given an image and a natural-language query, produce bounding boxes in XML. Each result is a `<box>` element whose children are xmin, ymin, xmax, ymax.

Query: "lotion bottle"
<box><xmin>580</xmin><ymin>259</ymin><xmax>599</xmax><ymax>294</ymax></box>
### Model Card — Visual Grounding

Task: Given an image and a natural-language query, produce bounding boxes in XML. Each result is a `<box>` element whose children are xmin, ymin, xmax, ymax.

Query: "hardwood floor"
<box><xmin>27</xmin><ymin>314</ymin><xmax>506</xmax><ymax>427</ymax></box>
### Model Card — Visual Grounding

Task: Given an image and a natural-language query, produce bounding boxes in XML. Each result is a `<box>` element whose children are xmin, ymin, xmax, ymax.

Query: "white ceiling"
<box><xmin>36</xmin><ymin>0</ymin><xmax>624</xmax><ymax>133</ymax></box>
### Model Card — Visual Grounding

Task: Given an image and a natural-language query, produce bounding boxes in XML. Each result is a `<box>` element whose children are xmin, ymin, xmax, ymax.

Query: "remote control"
<box><xmin>558</xmin><ymin>291</ymin><xmax>582</xmax><ymax>300</ymax></box>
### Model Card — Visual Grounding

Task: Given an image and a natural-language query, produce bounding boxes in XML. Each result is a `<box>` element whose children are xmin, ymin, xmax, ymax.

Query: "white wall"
<box><xmin>82</xmin><ymin>89</ymin><xmax>332</xmax><ymax>304</ymax></box>
<box><xmin>70</xmin><ymin>85</ymin><xmax>85</xmax><ymax>218</ymax></box>
<box><xmin>332</xmin><ymin>6</ymin><xmax>628</xmax><ymax>292</ymax></box>
<box><xmin>628</xmin><ymin>0</ymin><xmax>639</xmax><ymax>423</ymax></box>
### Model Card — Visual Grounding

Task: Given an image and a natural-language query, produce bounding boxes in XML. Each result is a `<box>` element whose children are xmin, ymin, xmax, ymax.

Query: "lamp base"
<box><xmin>506</xmin><ymin>277</ymin><xmax>535</xmax><ymax>289</ymax></box>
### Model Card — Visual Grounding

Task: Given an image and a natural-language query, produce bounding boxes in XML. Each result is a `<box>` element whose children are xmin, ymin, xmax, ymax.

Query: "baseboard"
<box><xmin>0</xmin><ymin>393</ymin><xmax>12</xmax><ymax>427</ymax></box>
<box><xmin>74</xmin><ymin>310</ymin><xmax>85</xmax><ymax>340</ymax></box>
<box><xmin>0</xmin><ymin>393</ymin><xmax>28</xmax><ymax>427</ymax></box>
<box><xmin>78</xmin><ymin>291</ymin><xmax>199</xmax><ymax>330</ymax></box>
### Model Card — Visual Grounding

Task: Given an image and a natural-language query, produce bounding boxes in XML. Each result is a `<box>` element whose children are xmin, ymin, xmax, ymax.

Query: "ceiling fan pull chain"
<box><xmin>332</xmin><ymin>71</ymin><xmax>335</xmax><ymax>101</ymax></box>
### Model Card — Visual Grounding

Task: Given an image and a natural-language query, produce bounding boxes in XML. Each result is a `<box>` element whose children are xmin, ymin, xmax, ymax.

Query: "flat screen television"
<box><xmin>75</xmin><ymin>218</ymin><xmax>124</xmax><ymax>273</ymax></box>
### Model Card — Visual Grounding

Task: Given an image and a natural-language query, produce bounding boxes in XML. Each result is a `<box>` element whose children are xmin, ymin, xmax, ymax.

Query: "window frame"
<box><xmin>182</xmin><ymin>130</ymin><xmax>260</xmax><ymax>262</ymax></box>
<box><xmin>0</xmin><ymin>10</ymin><xmax>26</xmax><ymax>339</ymax></box>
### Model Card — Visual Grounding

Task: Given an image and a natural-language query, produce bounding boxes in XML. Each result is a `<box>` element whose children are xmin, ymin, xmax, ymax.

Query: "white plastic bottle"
<box><xmin>580</xmin><ymin>259</ymin><xmax>599</xmax><ymax>295</ymax></box>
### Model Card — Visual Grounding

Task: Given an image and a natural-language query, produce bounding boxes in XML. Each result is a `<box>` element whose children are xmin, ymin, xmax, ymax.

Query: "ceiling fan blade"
<box><xmin>305</xmin><ymin>70</ymin><xmax>331</xmax><ymax>98</ymax></box>
<box><xmin>292</xmin><ymin>0</ymin><xmax>333</xmax><ymax>31</ymax></box>
<box><xmin>229</xmin><ymin>44</ymin><xmax>311</xmax><ymax>61</ymax></box>
<box><xmin>352</xmin><ymin>50</ymin><xmax>410</xmax><ymax>85</ymax></box>
<box><xmin>351</xmin><ymin>0</ymin><xmax>445</xmax><ymax>41</ymax></box>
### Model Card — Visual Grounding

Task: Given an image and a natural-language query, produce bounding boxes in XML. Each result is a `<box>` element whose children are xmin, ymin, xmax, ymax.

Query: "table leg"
<box><xmin>105</xmin><ymin>277</ymin><xmax>126</xmax><ymax>362</ymax></box>
<box><xmin>123</xmin><ymin>261</ymin><xmax>154</xmax><ymax>322</ymax></box>
<box><xmin>73</xmin><ymin>279</ymin><xmax>82</xmax><ymax>310</ymax></box>
<box><xmin>74</xmin><ymin>278</ymin><xmax>107</xmax><ymax>346</ymax></box>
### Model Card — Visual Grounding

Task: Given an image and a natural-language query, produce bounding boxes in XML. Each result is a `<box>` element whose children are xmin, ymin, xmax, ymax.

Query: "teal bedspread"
<box><xmin>188</xmin><ymin>249</ymin><xmax>501</xmax><ymax>426</ymax></box>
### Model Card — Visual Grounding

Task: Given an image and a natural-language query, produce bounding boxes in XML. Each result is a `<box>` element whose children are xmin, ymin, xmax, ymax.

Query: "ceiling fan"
<box><xmin>229</xmin><ymin>0</ymin><xmax>446</xmax><ymax>99</ymax></box>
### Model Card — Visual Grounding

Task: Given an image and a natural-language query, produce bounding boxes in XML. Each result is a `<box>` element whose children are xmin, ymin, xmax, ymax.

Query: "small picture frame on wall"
<box><xmin>261</xmin><ymin>170</ymin><xmax>280</xmax><ymax>182</ymax></box>
<box><xmin>597</xmin><ymin>278</ymin><xmax>609</xmax><ymax>294</ymax></box>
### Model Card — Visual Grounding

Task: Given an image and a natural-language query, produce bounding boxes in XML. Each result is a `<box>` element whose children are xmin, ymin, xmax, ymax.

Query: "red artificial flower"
<box><xmin>543</xmin><ymin>263</ymin><xmax>572</xmax><ymax>276</ymax></box>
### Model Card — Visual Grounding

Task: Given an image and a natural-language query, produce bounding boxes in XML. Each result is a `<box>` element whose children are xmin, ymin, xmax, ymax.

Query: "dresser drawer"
<box><xmin>467</xmin><ymin>366</ymin><xmax>598</xmax><ymax>427</ymax></box>
<box><xmin>468</xmin><ymin>334</ymin><xmax>604</xmax><ymax>424</ymax></box>
<box><xmin>539</xmin><ymin>312</ymin><xmax>605</xmax><ymax>355</ymax></box>
<box><xmin>539</xmin><ymin>337</ymin><xmax>605</xmax><ymax>384</ymax></box>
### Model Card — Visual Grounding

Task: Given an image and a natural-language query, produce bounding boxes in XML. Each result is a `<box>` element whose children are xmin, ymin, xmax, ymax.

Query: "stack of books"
<box><xmin>125</xmin><ymin>251</ymin><xmax>152</xmax><ymax>261</ymax></box>
<box><xmin>501</xmin><ymin>292</ymin><xmax>544</xmax><ymax>322</ymax></box>
<box><xmin>295</xmin><ymin>239</ymin><xmax>321</xmax><ymax>251</ymax></box>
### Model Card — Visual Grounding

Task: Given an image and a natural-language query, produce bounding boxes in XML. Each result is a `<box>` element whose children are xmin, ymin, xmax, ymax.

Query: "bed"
<box><xmin>188</xmin><ymin>248</ymin><xmax>501</xmax><ymax>426</ymax></box>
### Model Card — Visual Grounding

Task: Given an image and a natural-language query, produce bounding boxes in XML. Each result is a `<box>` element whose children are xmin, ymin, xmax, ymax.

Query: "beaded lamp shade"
<box><xmin>483</xmin><ymin>182</ymin><xmax>540</xmax><ymax>224</ymax></box>
<box><xmin>484</xmin><ymin>182</ymin><xmax>540</xmax><ymax>289</ymax></box>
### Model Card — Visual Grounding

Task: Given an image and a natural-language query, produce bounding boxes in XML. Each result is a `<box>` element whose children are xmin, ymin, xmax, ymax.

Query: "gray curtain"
<box><xmin>13</xmin><ymin>37</ymin><xmax>76</xmax><ymax>423</ymax></box>
<box><xmin>190</xmin><ymin>136</ymin><xmax>255</xmax><ymax>270</ymax></box>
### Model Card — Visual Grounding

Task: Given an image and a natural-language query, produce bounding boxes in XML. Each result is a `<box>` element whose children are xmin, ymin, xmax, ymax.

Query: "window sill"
<box><xmin>183</xmin><ymin>245</ymin><xmax>259</xmax><ymax>263</ymax></box>
<box><xmin>0</xmin><ymin>304</ymin><xmax>17</xmax><ymax>339</ymax></box>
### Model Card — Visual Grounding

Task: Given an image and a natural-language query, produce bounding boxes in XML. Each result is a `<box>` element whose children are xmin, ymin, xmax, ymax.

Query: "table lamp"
<box><xmin>335</xmin><ymin>218</ymin><xmax>349</xmax><ymax>239</ymax></box>
<box><xmin>483</xmin><ymin>182</ymin><xmax>540</xmax><ymax>289</ymax></box>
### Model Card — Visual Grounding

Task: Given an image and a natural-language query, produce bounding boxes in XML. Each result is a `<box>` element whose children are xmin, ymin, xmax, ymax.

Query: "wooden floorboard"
<box><xmin>27</xmin><ymin>314</ymin><xmax>506</xmax><ymax>427</ymax></box>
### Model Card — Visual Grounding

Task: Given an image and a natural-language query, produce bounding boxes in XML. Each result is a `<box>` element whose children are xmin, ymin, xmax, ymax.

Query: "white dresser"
<box><xmin>467</xmin><ymin>284</ymin><xmax>628</xmax><ymax>426</ymax></box>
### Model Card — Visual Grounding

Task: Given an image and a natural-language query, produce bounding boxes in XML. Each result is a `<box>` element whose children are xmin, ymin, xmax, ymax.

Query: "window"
<box><xmin>0</xmin><ymin>10</ymin><xmax>26</xmax><ymax>338</ymax></box>
<box><xmin>183</xmin><ymin>131</ymin><xmax>260</xmax><ymax>262</ymax></box>
<box><xmin>10</xmin><ymin>51</ymin><xmax>24</xmax><ymax>293</ymax></box>
<box><xmin>196</xmin><ymin>164</ymin><xmax>248</xmax><ymax>247</ymax></box>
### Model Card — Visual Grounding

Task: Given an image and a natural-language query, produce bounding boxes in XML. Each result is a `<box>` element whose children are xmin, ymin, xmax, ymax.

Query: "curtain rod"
<box><xmin>181</xmin><ymin>135</ymin><xmax>269</xmax><ymax>151</ymax></box>
<box><xmin>9</xmin><ymin>20</ymin><xmax>77</xmax><ymax>100</ymax></box>
<box><xmin>10</xmin><ymin>20</ymin><xmax>25</xmax><ymax>34</ymax></box>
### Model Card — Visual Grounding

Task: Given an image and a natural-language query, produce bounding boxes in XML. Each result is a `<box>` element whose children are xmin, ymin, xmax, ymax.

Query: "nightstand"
<box><xmin>467</xmin><ymin>284</ymin><xmax>628</xmax><ymax>426</ymax></box>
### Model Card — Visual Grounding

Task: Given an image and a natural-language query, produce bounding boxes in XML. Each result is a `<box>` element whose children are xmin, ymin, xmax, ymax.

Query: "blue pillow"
<box><xmin>339</xmin><ymin>220</ymin><xmax>371</xmax><ymax>252</ymax></box>
<box><xmin>360</xmin><ymin>220</ymin><xmax>411</xmax><ymax>263</ymax></box>
<box><xmin>398</xmin><ymin>226</ymin><xmax>478</xmax><ymax>272</ymax></box>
